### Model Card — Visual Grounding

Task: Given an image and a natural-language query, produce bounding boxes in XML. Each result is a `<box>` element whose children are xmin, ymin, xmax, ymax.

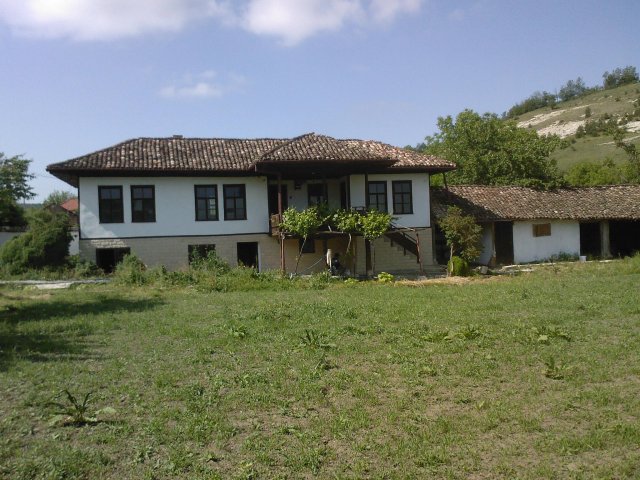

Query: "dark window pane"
<box><xmin>195</xmin><ymin>185</ymin><xmax>218</xmax><ymax>221</ymax></box>
<box><xmin>392</xmin><ymin>181</ymin><xmax>413</xmax><ymax>214</ymax></box>
<box><xmin>98</xmin><ymin>186</ymin><xmax>124</xmax><ymax>223</ymax></box>
<box><xmin>131</xmin><ymin>185</ymin><xmax>155</xmax><ymax>222</ymax></box>
<box><xmin>223</xmin><ymin>184</ymin><xmax>246</xmax><ymax>220</ymax></box>
<box><xmin>367</xmin><ymin>181</ymin><xmax>387</xmax><ymax>212</ymax></box>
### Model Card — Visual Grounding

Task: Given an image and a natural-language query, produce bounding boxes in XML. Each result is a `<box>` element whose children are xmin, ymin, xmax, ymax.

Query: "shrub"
<box><xmin>447</xmin><ymin>256</ymin><xmax>470</xmax><ymax>276</ymax></box>
<box><xmin>113</xmin><ymin>254</ymin><xmax>148</xmax><ymax>286</ymax></box>
<box><xmin>0</xmin><ymin>209</ymin><xmax>71</xmax><ymax>274</ymax></box>
<box><xmin>67</xmin><ymin>255</ymin><xmax>102</xmax><ymax>278</ymax></box>
<box><xmin>438</xmin><ymin>206</ymin><xmax>482</xmax><ymax>263</ymax></box>
<box><xmin>377</xmin><ymin>272</ymin><xmax>394</xmax><ymax>283</ymax></box>
<box><xmin>190</xmin><ymin>249</ymin><xmax>230</xmax><ymax>274</ymax></box>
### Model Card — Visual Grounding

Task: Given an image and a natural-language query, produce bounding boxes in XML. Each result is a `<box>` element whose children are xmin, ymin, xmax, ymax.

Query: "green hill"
<box><xmin>512</xmin><ymin>82</ymin><xmax>640</xmax><ymax>170</ymax></box>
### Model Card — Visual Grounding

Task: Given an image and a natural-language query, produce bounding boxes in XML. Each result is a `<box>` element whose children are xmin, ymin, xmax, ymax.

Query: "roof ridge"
<box><xmin>252</xmin><ymin>132</ymin><xmax>316</xmax><ymax>166</ymax></box>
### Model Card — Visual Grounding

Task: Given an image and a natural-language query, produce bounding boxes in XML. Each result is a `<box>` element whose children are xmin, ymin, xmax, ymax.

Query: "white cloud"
<box><xmin>242</xmin><ymin>0</ymin><xmax>362</xmax><ymax>46</ymax></box>
<box><xmin>160</xmin><ymin>70</ymin><xmax>246</xmax><ymax>99</ymax></box>
<box><xmin>0</xmin><ymin>0</ymin><xmax>423</xmax><ymax>44</ymax></box>
<box><xmin>0</xmin><ymin>0</ymin><xmax>233</xmax><ymax>41</ymax></box>
<box><xmin>369</xmin><ymin>0</ymin><xmax>421</xmax><ymax>24</ymax></box>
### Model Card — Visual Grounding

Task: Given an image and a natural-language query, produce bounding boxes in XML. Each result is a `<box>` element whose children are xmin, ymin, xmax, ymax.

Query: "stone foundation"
<box><xmin>80</xmin><ymin>227</ymin><xmax>436</xmax><ymax>275</ymax></box>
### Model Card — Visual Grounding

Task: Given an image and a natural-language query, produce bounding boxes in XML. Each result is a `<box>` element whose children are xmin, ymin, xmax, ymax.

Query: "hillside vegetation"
<box><xmin>513</xmin><ymin>82</ymin><xmax>640</xmax><ymax>170</ymax></box>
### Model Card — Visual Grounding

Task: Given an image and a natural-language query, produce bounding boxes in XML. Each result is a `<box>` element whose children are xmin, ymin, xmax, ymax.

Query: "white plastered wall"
<box><xmin>349</xmin><ymin>173</ymin><xmax>430</xmax><ymax>228</ymax></box>
<box><xmin>512</xmin><ymin>220</ymin><xmax>580</xmax><ymax>263</ymax></box>
<box><xmin>79</xmin><ymin>176</ymin><xmax>269</xmax><ymax>239</ymax></box>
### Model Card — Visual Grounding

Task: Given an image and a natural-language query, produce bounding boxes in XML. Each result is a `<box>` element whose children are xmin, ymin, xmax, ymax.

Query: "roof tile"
<box><xmin>432</xmin><ymin>185</ymin><xmax>640</xmax><ymax>221</ymax></box>
<box><xmin>47</xmin><ymin>133</ymin><xmax>454</xmax><ymax>178</ymax></box>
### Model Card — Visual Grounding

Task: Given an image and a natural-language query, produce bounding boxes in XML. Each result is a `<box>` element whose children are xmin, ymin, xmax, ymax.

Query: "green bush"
<box><xmin>189</xmin><ymin>249</ymin><xmax>230</xmax><ymax>274</ymax></box>
<box><xmin>66</xmin><ymin>255</ymin><xmax>103</xmax><ymax>278</ymax></box>
<box><xmin>376</xmin><ymin>272</ymin><xmax>395</xmax><ymax>283</ymax></box>
<box><xmin>448</xmin><ymin>256</ymin><xmax>470</xmax><ymax>277</ymax></box>
<box><xmin>113</xmin><ymin>254</ymin><xmax>148</xmax><ymax>286</ymax></box>
<box><xmin>0</xmin><ymin>209</ymin><xmax>71</xmax><ymax>274</ymax></box>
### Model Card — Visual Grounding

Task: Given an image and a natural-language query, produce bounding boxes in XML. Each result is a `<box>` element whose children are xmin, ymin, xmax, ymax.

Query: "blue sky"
<box><xmin>0</xmin><ymin>0</ymin><xmax>638</xmax><ymax>201</ymax></box>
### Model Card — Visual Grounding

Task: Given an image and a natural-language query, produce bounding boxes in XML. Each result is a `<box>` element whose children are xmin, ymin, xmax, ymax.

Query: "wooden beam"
<box><xmin>277</xmin><ymin>173</ymin><xmax>286</xmax><ymax>273</ymax></box>
<box><xmin>416</xmin><ymin>232</ymin><xmax>424</xmax><ymax>275</ymax></box>
<box><xmin>364</xmin><ymin>172</ymin><xmax>369</xmax><ymax>210</ymax></box>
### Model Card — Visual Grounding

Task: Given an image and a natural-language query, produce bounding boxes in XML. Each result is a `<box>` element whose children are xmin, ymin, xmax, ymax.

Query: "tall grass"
<box><xmin>113</xmin><ymin>252</ymin><xmax>334</xmax><ymax>291</ymax></box>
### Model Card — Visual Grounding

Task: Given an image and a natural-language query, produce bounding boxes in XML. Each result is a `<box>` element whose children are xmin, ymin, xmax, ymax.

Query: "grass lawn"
<box><xmin>1</xmin><ymin>260</ymin><xmax>640</xmax><ymax>479</ymax></box>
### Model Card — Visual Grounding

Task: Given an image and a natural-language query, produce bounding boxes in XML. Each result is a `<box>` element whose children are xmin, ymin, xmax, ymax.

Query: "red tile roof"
<box><xmin>60</xmin><ymin>198</ymin><xmax>78</xmax><ymax>212</ymax></box>
<box><xmin>47</xmin><ymin>133</ymin><xmax>454</xmax><ymax>186</ymax></box>
<box><xmin>432</xmin><ymin>185</ymin><xmax>640</xmax><ymax>221</ymax></box>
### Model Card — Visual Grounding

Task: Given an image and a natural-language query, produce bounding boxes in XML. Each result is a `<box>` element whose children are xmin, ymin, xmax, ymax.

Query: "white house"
<box><xmin>431</xmin><ymin>185</ymin><xmax>640</xmax><ymax>265</ymax></box>
<box><xmin>47</xmin><ymin>133</ymin><xmax>455</xmax><ymax>275</ymax></box>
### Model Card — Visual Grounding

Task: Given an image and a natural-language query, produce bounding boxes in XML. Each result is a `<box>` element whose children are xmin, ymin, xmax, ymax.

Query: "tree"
<box><xmin>0</xmin><ymin>153</ymin><xmax>35</xmax><ymax>202</ymax></box>
<box><xmin>438</xmin><ymin>206</ymin><xmax>482</xmax><ymax>276</ymax></box>
<box><xmin>359</xmin><ymin>210</ymin><xmax>392</xmax><ymax>275</ymax></box>
<box><xmin>279</xmin><ymin>206</ymin><xmax>324</xmax><ymax>274</ymax></box>
<box><xmin>0</xmin><ymin>190</ymin><xmax>26</xmax><ymax>226</ymax></box>
<box><xmin>0</xmin><ymin>152</ymin><xmax>34</xmax><ymax>227</ymax></box>
<box><xmin>43</xmin><ymin>190</ymin><xmax>76</xmax><ymax>208</ymax></box>
<box><xmin>558</xmin><ymin>77</ymin><xmax>588</xmax><ymax>102</ymax></box>
<box><xmin>505</xmin><ymin>90</ymin><xmax>557</xmax><ymax>118</ymax></box>
<box><xmin>422</xmin><ymin>110</ymin><xmax>563</xmax><ymax>189</ymax></box>
<box><xmin>603</xmin><ymin>66</ymin><xmax>639</xmax><ymax>89</ymax></box>
<box><xmin>564</xmin><ymin>159</ymin><xmax>627</xmax><ymax>186</ymax></box>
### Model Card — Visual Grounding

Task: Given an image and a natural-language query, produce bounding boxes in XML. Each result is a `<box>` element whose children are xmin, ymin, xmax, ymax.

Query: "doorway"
<box><xmin>268</xmin><ymin>185</ymin><xmax>288</xmax><ymax>215</ymax></box>
<box><xmin>237</xmin><ymin>242</ymin><xmax>259</xmax><ymax>269</ymax></box>
<box><xmin>579</xmin><ymin>222</ymin><xmax>601</xmax><ymax>257</ymax></box>
<box><xmin>494</xmin><ymin>222</ymin><xmax>514</xmax><ymax>265</ymax></box>
<box><xmin>96</xmin><ymin>247</ymin><xmax>130</xmax><ymax>273</ymax></box>
<box><xmin>610</xmin><ymin>220</ymin><xmax>640</xmax><ymax>257</ymax></box>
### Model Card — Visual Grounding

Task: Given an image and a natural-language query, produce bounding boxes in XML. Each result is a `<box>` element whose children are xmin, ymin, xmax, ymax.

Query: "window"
<box><xmin>223</xmin><ymin>184</ymin><xmax>247</xmax><ymax>220</ymax></box>
<box><xmin>307</xmin><ymin>183</ymin><xmax>326</xmax><ymax>206</ymax></box>
<box><xmin>367</xmin><ymin>181</ymin><xmax>387</xmax><ymax>212</ymax></box>
<box><xmin>188</xmin><ymin>244</ymin><xmax>216</xmax><ymax>264</ymax></box>
<box><xmin>98</xmin><ymin>186</ymin><xmax>123</xmax><ymax>223</ymax></box>
<box><xmin>533</xmin><ymin>223</ymin><xmax>551</xmax><ymax>237</ymax></box>
<box><xmin>392</xmin><ymin>181</ymin><xmax>413</xmax><ymax>214</ymax></box>
<box><xmin>299</xmin><ymin>237</ymin><xmax>315</xmax><ymax>253</ymax></box>
<box><xmin>195</xmin><ymin>185</ymin><xmax>218</xmax><ymax>221</ymax></box>
<box><xmin>131</xmin><ymin>185</ymin><xmax>156</xmax><ymax>222</ymax></box>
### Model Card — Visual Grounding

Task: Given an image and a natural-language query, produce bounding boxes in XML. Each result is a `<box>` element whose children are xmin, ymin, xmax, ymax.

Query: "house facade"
<box><xmin>432</xmin><ymin>185</ymin><xmax>640</xmax><ymax>265</ymax></box>
<box><xmin>47</xmin><ymin>133</ymin><xmax>455</xmax><ymax>274</ymax></box>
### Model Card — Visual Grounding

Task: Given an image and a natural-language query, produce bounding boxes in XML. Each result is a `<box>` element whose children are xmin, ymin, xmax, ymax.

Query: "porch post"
<box><xmin>365</xmin><ymin>238</ymin><xmax>372</xmax><ymax>277</ymax></box>
<box><xmin>600</xmin><ymin>220</ymin><xmax>612</xmax><ymax>259</ymax></box>
<box><xmin>322</xmin><ymin>175</ymin><xmax>328</xmax><ymax>204</ymax></box>
<box><xmin>364</xmin><ymin>172</ymin><xmax>369</xmax><ymax>209</ymax></box>
<box><xmin>416</xmin><ymin>232</ymin><xmax>424</xmax><ymax>275</ymax></box>
<box><xmin>277</xmin><ymin>173</ymin><xmax>283</xmax><ymax>216</ymax></box>
<box><xmin>278</xmin><ymin>173</ymin><xmax>286</xmax><ymax>273</ymax></box>
<box><xmin>490</xmin><ymin>222</ymin><xmax>497</xmax><ymax>266</ymax></box>
<box><xmin>364</xmin><ymin>173</ymin><xmax>372</xmax><ymax>276</ymax></box>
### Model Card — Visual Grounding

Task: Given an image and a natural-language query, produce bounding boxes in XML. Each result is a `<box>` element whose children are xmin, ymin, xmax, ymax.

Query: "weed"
<box><xmin>228</xmin><ymin>324</ymin><xmax>248</xmax><ymax>339</ymax></box>
<box><xmin>47</xmin><ymin>389</ymin><xmax>95</xmax><ymax>426</ymax></box>
<box><xmin>457</xmin><ymin>324</ymin><xmax>482</xmax><ymax>340</ymax></box>
<box><xmin>300</xmin><ymin>329</ymin><xmax>336</xmax><ymax>349</ymax></box>
<box><xmin>544</xmin><ymin>356</ymin><xmax>569</xmax><ymax>380</ymax></box>
<box><xmin>534</xmin><ymin>325</ymin><xmax>572</xmax><ymax>342</ymax></box>
<box><xmin>314</xmin><ymin>353</ymin><xmax>336</xmax><ymax>373</ymax></box>
<box><xmin>422</xmin><ymin>328</ymin><xmax>454</xmax><ymax>342</ymax></box>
